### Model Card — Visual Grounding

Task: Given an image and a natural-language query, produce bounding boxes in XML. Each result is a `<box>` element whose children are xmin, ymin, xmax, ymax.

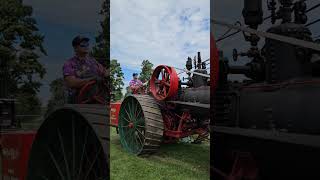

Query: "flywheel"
<box><xmin>150</xmin><ymin>65</ymin><xmax>179</xmax><ymax>101</ymax></box>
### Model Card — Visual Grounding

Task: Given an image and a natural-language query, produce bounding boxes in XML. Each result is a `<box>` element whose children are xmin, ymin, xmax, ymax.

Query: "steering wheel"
<box><xmin>76</xmin><ymin>78</ymin><xmax>106</xmax><ymax>104</ymax></box>
<box><xmin>131</xmin><ymin>84</ymin><xmax>146</xmax><ymax>94</ymax></box>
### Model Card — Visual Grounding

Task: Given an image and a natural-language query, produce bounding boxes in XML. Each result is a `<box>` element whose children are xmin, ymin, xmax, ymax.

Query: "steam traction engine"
<box><xmin>211</xmin><ymin>0</ymin><xmax>320</xmax><ymax>179</ymax></box>
<box><xmin>118</xmin><ymin>52</ymin><xmax>210</xmax><ymax>155</ymax></box>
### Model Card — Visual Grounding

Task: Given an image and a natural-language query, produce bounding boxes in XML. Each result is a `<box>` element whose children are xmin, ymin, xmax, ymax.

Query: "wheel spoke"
<box><xmin>135</xmin><ymin>117</ymin><xmax>144</xmax><ymax>125</ymax></box>
<box><xmin>84</xmin><ymin>146</ymin><xmax>102</xmax><ymax>180</ymax></box>
<box><xmin>120</xmin><ymin>126</ymin><xmax>131</xmax><ymax>152</ymax></box>
<box><xmin>159</xmin><ymin>82</ymin><xmax>164</xmax><ymax>88</ymax></box>
<box><xmin>129</xmin><ymin>100</ymin><xmax>134</xmax><ymax>118</ymax></box>
<box><xmin>57</xmin><ymin>129</ymin><xmax>71</xmax><ymax>180</ymax></box>
<box><xmin>134</xmin><ymin>100</ymin><xmax>139</xmax><ymax>117</ymax></box>
<box><xmin>136</xmin><ymin>128</ymin><xmax>145</xmax><ymax>139</ymax></box>
<box><xmin>47</xmin><ymin>147</ymin><xmax>65</xmax><ymax>180</ymax></box>
<box><xmin>120</xmin><ymin>114</ymin><xmax>130</xmax><ymax>123</ymax></box>
<box><xmin>72</xmin><ymin>115</ymin><xmax>75</xmax><ymax>179</ymax></box>
<box><xmin>135</xmin><ymin>130</ymin><xmax>144</xmax><ymax>146</ymax></box>
<box><xmin>124</xmin><ymin>108</ymin><xmax>132</xmax><ymax>122</ymax></box>
<box><xmin>161</xmin><ymin>69</ymin><xmax>165</xmax><ymax>80</ymax></box>
<box><xmin>133</xmin><ymin>132</ymin><xmax>141</xmax><ymax>151</ymax></box>
<box><xmin>130</xmin><ymin>132</ymin><xmax>138</xmax><ymax>152</ymax></box>
<box><xmin>131</xmin><ymin>100</ymin><xmax>138</xmax><ymax>121</ymax></box>
<box><xmin>163</xmin><ymin>86</ymin><xmax>167</xmax><ymax>95</ymax></box>
<box><xmin>133</xmin><ymin>100</ymin><xmax>138</xmax><ymax>118</ymax></box>
<box><xmin>124</xmin><ymin>106</ymin><xmax>133</xmax><ymax>122</ymax></box>
<box><xmin>84</xmin><ymin>147</ymin><xmax>100</xmax><ymax>179</ymax></box>
<box><xmin>163</xmin><ymin>81</ymin><xmax>170</xmax><ymax>87</ymax></box>
<box><xmin>158</xmin><ymin>92</ymin><xmax>164</xmax><ymax>97</ymax></box>
<box><xmin>130</xmin><ymin>101</ymin><xmax>137</xmax><ymax>121</ymax></box>
<box><xmin>123</xmin><ymin>129</ymin><xmax>134</xmax><ymax>144</ymax></box>
<box><xmin>77</xmin><ymin>128</ymin><xmax>88</xmax><ymax>180</ymax></box>
<box><xmin>125</xmin><ymin>130</ymin><xmax>135</xmax><ymax>151</ymax></box>
<box><xmin>165</xmin><ymin>73</ymin><xmax>170</xmax><ymax>81</ymax></box>
<box><xmin>136</xmin><ymin>108</ymin><xmax>142</xmax><ymax>120</ymax></box>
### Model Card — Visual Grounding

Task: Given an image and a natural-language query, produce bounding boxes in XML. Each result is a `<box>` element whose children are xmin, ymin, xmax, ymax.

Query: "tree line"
<box><xmin>0</xmin><ymin>0</ymin><xmax>46</xmax><ymax>116</ymax></box>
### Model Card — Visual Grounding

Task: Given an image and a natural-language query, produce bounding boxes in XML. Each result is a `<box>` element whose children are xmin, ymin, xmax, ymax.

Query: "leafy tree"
<box><xmin>91</xmin><ymin>0</ymin><xmax>109</xmax><ymax>68</ymax></box>
<box><xmin>0</xmin><ymin>0</ymin><xmax>46</xmax><ymax>115</ymax></box>
<box><xmin>110</xmin><ymin>59</ymin><xmax>124</xmax><ymax>101</ymax></box>
<box><xmin>123</xmin><ymin>86</ymin><xmax>131</xmax><ymax>97</ymax></box>
<box><xmin>46</xmin><ymin>78</ymin><xmax>65</xmax><ymax>115</ymax></box>
<box><xmin>91</xmin><ymin>0</ymin><xmax>110</xmax><ymax>102</ymax></box>
<box><xmin>139</xmin><ymin>60</ymin><xmax>154</xmax><ymax>83</ymax></box>
<box><xmin>16</xmin><ymin>93</ymin><xmax>42</xmax><ymax>115</ymax></box>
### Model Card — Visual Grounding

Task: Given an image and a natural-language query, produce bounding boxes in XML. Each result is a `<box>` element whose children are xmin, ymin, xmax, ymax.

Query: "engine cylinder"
<box><xmin>178</xmin><ymin>86</ymin><xmax>210</xmax><ymax>104</ymax></box>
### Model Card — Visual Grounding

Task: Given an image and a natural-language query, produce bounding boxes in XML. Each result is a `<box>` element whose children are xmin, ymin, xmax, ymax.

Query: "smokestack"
<box><xmin>197</xmin><ymin>52</ymin><xmax>202</xmax><ymax>69</ymax></box>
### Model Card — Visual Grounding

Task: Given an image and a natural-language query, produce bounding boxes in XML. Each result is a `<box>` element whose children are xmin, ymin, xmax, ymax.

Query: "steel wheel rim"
<box><xmin>119</xmin><ymin>96</ymin><xmax>146</xmax><ymax>154</ymax></box>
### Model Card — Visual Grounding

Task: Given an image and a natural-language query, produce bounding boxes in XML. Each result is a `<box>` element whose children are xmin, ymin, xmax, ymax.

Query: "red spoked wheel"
<box><xmin>77</xmin><ymin>80</ymin><xmax>105</xmax><ymax>104</ymax></box>
<box><xmin>150</xmin><ymin>65</ymin><xmax>179</xmax><ymax>101</ymax></box>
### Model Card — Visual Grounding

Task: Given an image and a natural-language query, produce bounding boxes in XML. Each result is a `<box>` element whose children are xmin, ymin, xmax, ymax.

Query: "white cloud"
<box><xmin>111</xmin><ymin>0</ymin><xmax>210</xmax><ymax>71</ymax></box>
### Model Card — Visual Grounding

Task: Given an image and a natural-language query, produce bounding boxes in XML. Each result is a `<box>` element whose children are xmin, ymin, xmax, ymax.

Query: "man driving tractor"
<box><xmin>63</xmin><ymin>35</ymin><xmax>107</xmax><ymax>103</ymax></box>
<box><xmin>129</xmin><ymin>73</ymin><xmax>147</xmax><ymax>94</ymax></box>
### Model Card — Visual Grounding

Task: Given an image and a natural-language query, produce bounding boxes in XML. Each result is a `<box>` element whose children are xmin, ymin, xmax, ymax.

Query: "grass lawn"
<box><xmin>110</xmin><ymin>128</ymin><xmax>210</xmax><ymax>180</ymax></box>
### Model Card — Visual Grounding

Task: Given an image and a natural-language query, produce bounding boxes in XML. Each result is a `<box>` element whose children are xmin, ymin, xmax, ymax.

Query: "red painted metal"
<box><xmin>0</xmin><ymin>131</ymin><xmax>36</xmax><ymax>180</ymax></box>
<box><xmin>164</xmin><ymin>129</ymin><xmax>206</xmax><ymax>138</ymax></box>
<box><xmin>110</xmin><ymin>102</ymin><xmax>121</xmax><ymax>127</ymax></box>
<box><xmin>77</xmin><ymin>80</ymin><xmax>105</xmax><ymax>104</ymax></box>
<box><xmin>128</xmin><ymin>122</ymin><xmax>134</xmax><ymax>128</ymax></box>
<box><xmin>150</xmin><ymin>65</ymin><xmax>179</xmax><ymax>101</ymax></box>
<box><xmin>162</xmin><ymin>110</ymin><xmax>207</xmax><ymax>139</ymax></box>
<box><xmin>210</xmin><ymin>34</ymin><xmax>219</xmax><ymax>91</ymax></box>
<box><xmin>130</xmin><ymin>85</ymin><xmax>147</xmax><ymax>94</ymax></box>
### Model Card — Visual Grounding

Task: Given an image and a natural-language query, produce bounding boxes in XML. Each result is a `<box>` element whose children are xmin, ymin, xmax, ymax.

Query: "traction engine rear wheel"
<box><xmin>119</xmin><ymin>95</ymin><xmax>164</xmax><ymax>155</ymax></box>
<box><xmin>27</xmin><ymin>105</ymin><xmax>109</xmax><ymax>180</ymax></box>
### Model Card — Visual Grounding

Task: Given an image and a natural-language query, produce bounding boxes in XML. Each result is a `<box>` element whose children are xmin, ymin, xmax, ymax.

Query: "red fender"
<box><xmin>210</xmin><ymin>34</ymin><xmax>219</xmax><ymax>91</ymax></box>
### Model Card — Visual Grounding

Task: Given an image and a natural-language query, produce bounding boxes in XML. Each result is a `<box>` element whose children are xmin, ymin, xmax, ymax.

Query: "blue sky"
<box><xmin>110</xmin><ymin>0</ymin><xmax>210</xmax><ymax>95</ymax></box>
<box><xmin>24</xmin><ymin>0</ymin><xmax>103</xmax><ymax>106</ymax></box>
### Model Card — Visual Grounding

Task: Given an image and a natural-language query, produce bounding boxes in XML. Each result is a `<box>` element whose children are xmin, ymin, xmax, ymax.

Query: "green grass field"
<box><xmin>110</xmin><ymin>128</ymin><xmax>210</xmax><ymax>180</ymax></box>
